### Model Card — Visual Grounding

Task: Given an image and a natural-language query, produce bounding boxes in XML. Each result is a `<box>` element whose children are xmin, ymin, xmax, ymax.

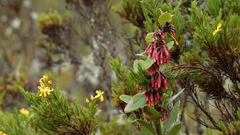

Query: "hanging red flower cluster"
<box><xmin>137</xmin><ymin>23</ymin><xmax>176</xmax><ymax>122</ymax></box>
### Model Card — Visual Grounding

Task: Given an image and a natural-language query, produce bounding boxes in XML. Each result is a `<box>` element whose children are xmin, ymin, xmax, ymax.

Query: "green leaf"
<box><xmin>120</xmin><ymin>95</ymin><xmax>132</xmax><ymax>104</ymax></box>
<box><xmin>133</xmin><ymin>58</ymin><xmax>154</xmax><ymax>72</ymax></box>
<box><xmin>162</xmin><ymin>93</ymin><xmax>169</xmax><ymax>108</ymax></box>
<box><xmin>137</xmin><ymin>127</ymin><xmax>153</xmax><ymax>135</ymax></box>
<box><xmin>133</xmin><ymin>60</ymin><xmax>145</xmax><ymax>72</ymax></box>
<box><xmin>166</xmin><ymin>122</ymin><xmax>182</xmax><ymax>135</ymax></box>
<box><xmin>158</xmin><ymin>12</ymin><xmax>172</xmax><ymax>25</ymax></box>
<box><xmin>133</xmin><ymin>60</ymin><xmax>139</xmax><ymax>72</ymax></box>
<box><xmin>136</xmin><ymin>52</ymin><xmax>148</xmax><ymax>57</ymax></box>
<box><xmin>136</xmin><ymin>119</ymin><xmax>156</xmax><ymax>135</ymax></box>
<box><xmin>143</xmin><ymin>105</ymin><xmax>161</xmax><ymax>120</ymax></box>
<box><xmin>144</xmin><ymin>57</ymin><xmax>155</xmax><ymax>69</ymax></box>
<box><xmin>127</xmin><ymin>114</ymin><xmax>136</xmax><ymax>123</ymax></box>
<box><xmin>164</xmin><ymin>101</ymin><xmax>180</xmax><ymax>131</ymax></box>
<box><xmin>166</xmin><ymin>41</ymin><xmax>174</xmax><ymax>50</ymax></box>
<box><xmin>145</xmin><ymin>32</ymin><xmax>154</xmax><ymax>42</ymax></box>
<box><xmin>124</xmin><ymin>92</ymin><xmax>147</xmax><ymax>113</ymax></box>
<box><xmin>163</xmin><ymin>89</ymin><xmax>184</xmax><ymax>108</ymax></box>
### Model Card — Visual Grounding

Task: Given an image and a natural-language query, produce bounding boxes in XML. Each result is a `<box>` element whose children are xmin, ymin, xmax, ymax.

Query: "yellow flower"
<box><xmin>91</xmin><ymin>95</ymin><xmax>95</xmax><ymax>100</ymax></box>
<box><xmin>19</xmin><ymin>108</ymin><xmax>29</xmax><ymax>116</ymax></box>
<box><xmin>0</xmin><ymin>131</ymin><xmax>7</xmax><ymax>135</ymax></box>
<box><xmin>95</xmin><ymin>90</ymin><xmax>104</xmax><ymax>102</ymax></box>
<box><xmin>86</xmin><ymin>98</ymin><xmax>89</xmax><ymax>103</ymax></box>
<box><xmin>43</xmin><ymin>75</ymin><xmax>47</xmax><ymax>80</ymax></box>
<box><xmin>213</xmin><ymin>23</ymin><xmax>222</xmax><ymax>36</ymax></box>
<box><xmin>38</xmin><ymin>86</ymin><xmax>53</xmax><ymax>97</ymax></box>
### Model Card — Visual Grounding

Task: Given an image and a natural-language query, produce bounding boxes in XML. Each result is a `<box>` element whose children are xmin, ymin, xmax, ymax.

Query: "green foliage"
<box><xmin>140</xmin><ymin>0</ymin><xmax>160</xmax><ymax>32</ymax></box>
<box><xmin>143</xmin><ymin>105</ymin><xmax>161</xmax><ymax>120</ymax></box>
<box><xmin>218</xmin><ymin>108</ymin><xmax>240</xmax><ymax>135</ymax></box>
<box><xmin>109</xmin><ymin>56</ymin><xmax>138</xmax><ymax>108</ymax></box>
<box><xmin>120</xmin><ymin>95</ymin><xmax>132</xmax><ymax>103</ymax></box>
<box><xmin>18</xmin><ymin>76</ymin><xmax>98</xmax><ymax>135</ymax></box>
<box><xmin>0</xmin><ymin>108</ymin><xmax>46</xmax><ymax>135</ymax></box>
<box><xmin>162</xmin><ymin>89</ymin><xmax>184</xmax><ymax>108</ymax></box>
<box><xmin>137</xmin><ymin>119</ymin><xmax>157</xmax><ymax>135</ymax></box>
<box><xmin>163</xmin><ymin>101</ymin><xmax>180</xmax><ymax>133</ymax></box>
<box><xmin>99</xmin><ymin>116</ymin><xmax>134</xmax><ymax>135</ymax></box>
<box><xmin>114</xmin><ymin>0</ymin><xmax>145</xmax><ymax>28</ymax></box>
<box><xmin>158</xmin><ymin>12</ymin><xmax>172</xmax><ymax>25</ymax></box>
<box><xmin>36</xmin><ymin>10</ymin><xmax>63</xmax><ymax>29</ymax></box>
<box><xmin>130</xmin><ymin>63</ymin><xmax>150</xmax><ymax>90</ymax></box>
<box><xmin>124</xmin><ymin>92</ymin><xmax>147</xmax><ymax>113</ymax></box>
<box><xmin>133</xmin><ymin>57</ymin><xmax>155</xmax><ymax>72</ymax></box>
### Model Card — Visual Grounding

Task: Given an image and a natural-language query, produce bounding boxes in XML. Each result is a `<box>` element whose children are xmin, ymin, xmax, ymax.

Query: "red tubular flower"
<box><xmin>150</xmin><ymin>93</ymin><xmax>154</xmax><ymax>102</ymax></box>
<box><xmin>151</xmin><ymin>75</ymin><xmax>155</xmax><ymax>88</ymax></box>
<box><xmin>157</xmin><ymin>73</ymin><xmax>161</xmax><ymax>88</ymax></box>
<box><xmin>142</xmin><ymin>24</ymin><xmax>176</xmax><ymax>120</ymax></box>
<box><xmin>166</xmin><ymin>111</ymin><xmax>170</xmax><ymax>119</ymax></box>
<box><xmin>149</xmin><ymin>71</ymin><xmax>168</xmax><ymax>90</ymax></box>
<box><xmin>151</xmin><ymin>45</ymin><xmax>170</xmax><ymax>66</ymax></box>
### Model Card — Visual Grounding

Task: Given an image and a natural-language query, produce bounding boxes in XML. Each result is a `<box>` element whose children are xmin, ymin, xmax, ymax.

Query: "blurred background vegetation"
<box><xmin>2</xmin><ymin>0</ymin><xmax>239</xmax><ymax>134</ymax></box>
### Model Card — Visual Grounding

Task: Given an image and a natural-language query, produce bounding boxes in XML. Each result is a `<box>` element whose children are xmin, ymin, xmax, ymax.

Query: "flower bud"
<box><xmin>160</xmin><ymin>52</ymin><xmax>163</xmax><ymax>65</ymax></box>
<box><xmin>161</xmin><ymin>116</ymin><xmax>165</xmax><ymax>122</ymax></box>
<box><xmin>163</xmin><ymin>78</ymin><xmax>168</xmax><ymax>90</ymax></box>
<box><xmin>150</xmin><ymin>93</ymin><xmax>153</xmax><ymax>102</ymax></box>
<box><xmin>166</xmin><ymin>112</ymin><xmax>170</xmax><ymax>119</ymax></box>
<box><xmin>151</xmin><ymin>75</ymin><xmax>155</xmax><ymax>88</ymax></box>
<box><xmin>157</xmin><ymin>73</ymin><xmax>162</xmax><ymax>88</ymax></box>
<box><xmin>161</xmin><ymin>40</ymin><xmax>166</xmax><ymax>45</ymax></box>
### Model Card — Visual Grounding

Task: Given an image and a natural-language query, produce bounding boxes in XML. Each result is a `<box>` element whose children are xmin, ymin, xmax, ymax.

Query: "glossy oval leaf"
<box><xmin>144</xmin><ymin>57</ymin><xmax>154</xmax><ymax>69</ymax></box>
<box><xmin>145</xmin><ymin>32</ymin><xmax>154</xmax><ymax>42</ymax></box>
<box><xmin>133</xmin><ymin>60</ymin><xmax>140</xmax><ymax>72</ymax></box>
<box><xmin>166</xmin><ymin>122</ymin><xmax>182</xmax><ymax>135</ymax></box>
<box><xmin>124</xmin><ymin>98</ymin><xmax>134</xmax><ymax>111</ymax></box>
<box><xmin>136</xmin><ymin>119</ymin><xmax>156</xmax><ymax>135</ymax></box>
<box><xmin>124</xmin><ymin>92</ymin><xmax>147</xmax><ymax>113</ymax></box>
<box><xmin>134</xmin><ymin>60</ymin><xmax>147</xmax><ymax>73</ymax></box>
<box><xmin>120</xmin><ymin>95</ymin><xmax>132</xmax><ymax>104</ymax></box>
<box><xmin>143</xmin><ymin>105</ymin><xmax>161</xmax><ymax>120</ymax></box>
<box><xmin>164</xmin><ymin>101</ymin><xmax>180</xmax><ymax>131</ymax></box>
<box><xmin>166</xmin><ymin>41</ymin><xmax>174</xmax><ymax>50</ymax></box>
<box><xmin>158</xmin><ymin>12</ymin><xmax>172</xmax><ymax>25</ymax></box>
<box><xmin>137</xmin><ymin>127</ymin><xmax>153</xmax><ymax>135</ymax></box>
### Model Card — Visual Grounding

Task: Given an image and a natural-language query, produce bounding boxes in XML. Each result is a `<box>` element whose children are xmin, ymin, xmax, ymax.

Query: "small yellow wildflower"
<box><xmin>86</xmin><ymin>98</ymin><xmax>89</xmax><ymax>103</ymax></box>
<box><xmin>38</xmin><ymin>86</ymin><xmax>53</xmax><ymax>97</ymax></box>
<box><xmin>213</xmin><ymin>23</ymin><xmax>222</xmax><ymax>36</ymax></box>
<box><xmin>0</xmin><ymin>131</ymin><xmax>7</xmax><ymax>135</ymax></box>
<box><xmin>19</xmin><ymin>108</ymin><xmax>29</xmax><ymax>116</ymax></box>
<box><xmin>38</xmin><ymin>75</ymin><xmax>54</xmax><ymax>97</ymax></box>
<box><xmin>95</xmin><ymin>90</ymin><xmax>104</xmax><ymax>102</ymax></box>
<box><xmin>91</xmin><ymin>95</ymin><xmax>95</xmax><ymax>100</ymax></box>
<box><xmin>43</xmin><ymin>75</ymin><xmax>47</xmax><ymax>80</ymax></box>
